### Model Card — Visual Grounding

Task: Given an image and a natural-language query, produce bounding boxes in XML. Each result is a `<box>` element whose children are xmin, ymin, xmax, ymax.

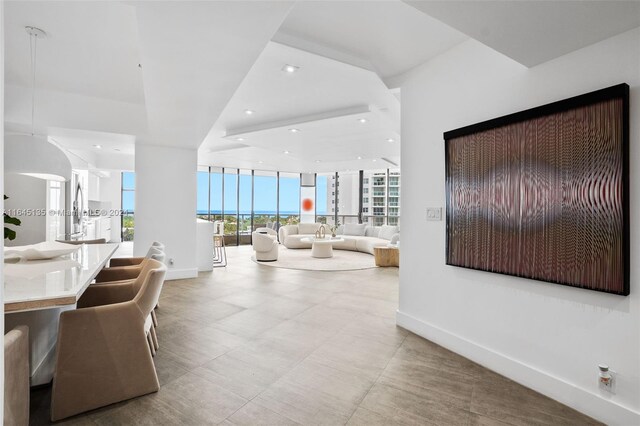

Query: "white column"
<box><xmin>134</xmin><ymin>144</ymin><xmax>197</xmax><ymax>280</ymax></box>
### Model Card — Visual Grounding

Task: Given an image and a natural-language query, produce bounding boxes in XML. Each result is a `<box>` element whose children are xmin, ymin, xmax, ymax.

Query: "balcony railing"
<box><xmin>198</xmin><ymin>212</ymin><xmax>400</xmax><ymax>245</ymax></box>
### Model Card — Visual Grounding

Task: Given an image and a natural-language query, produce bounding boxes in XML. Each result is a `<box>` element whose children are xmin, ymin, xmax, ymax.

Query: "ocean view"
<box><xmin>196</xmin><ymin>210</ymin><xmax>309</xmax><ymax>216</ymax></box>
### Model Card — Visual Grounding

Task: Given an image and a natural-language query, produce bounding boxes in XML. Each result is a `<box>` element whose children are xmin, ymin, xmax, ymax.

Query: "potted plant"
<box><xmin>4</xmin><ymin>195</ymin><xmax>21</xmax><ymax>241</ymax></box>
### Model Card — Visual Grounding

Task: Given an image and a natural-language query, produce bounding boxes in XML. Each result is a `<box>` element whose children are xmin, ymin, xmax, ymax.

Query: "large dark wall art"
<box><xmin>445</xmin><ymin>84</ymin><xmax>629</xmax><ymax>295</ymax></box>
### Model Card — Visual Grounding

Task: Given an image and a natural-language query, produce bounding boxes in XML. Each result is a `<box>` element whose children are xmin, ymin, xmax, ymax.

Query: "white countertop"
<box><xmin>4</xmin><ymin>243</ymin><xmax>119</xmax><ymax>313</ymax></box>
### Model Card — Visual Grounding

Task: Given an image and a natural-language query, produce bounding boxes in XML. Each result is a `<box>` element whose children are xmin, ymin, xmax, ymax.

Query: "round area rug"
<box><xmin>251</xmin><ymin>247</ymin><xmax>377</xmax><ymax>271</ymax></box>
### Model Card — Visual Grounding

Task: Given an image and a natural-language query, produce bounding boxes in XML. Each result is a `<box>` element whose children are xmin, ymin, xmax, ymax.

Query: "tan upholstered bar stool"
<box><xmin>4</xmin><ymin>326</ymin><xmax>30</xmax><ymax>426</ymax></box>
<box><xmin>51</xmin><ymin>259</ymin><xmax>167</xmax><ymax>421</ymax></box>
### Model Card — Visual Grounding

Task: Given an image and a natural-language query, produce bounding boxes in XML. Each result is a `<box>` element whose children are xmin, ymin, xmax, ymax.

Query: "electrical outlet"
<box><xmin>426</xmin><ymin>207</ymin><xmax>442</xmax><ymax>221</ymax></box>
<box><xmin>169</xmin><ymin>258</ymin><xmax>174</xmax><ymax>266</ymax></box>
<box><xmin>598</xmin><ymin>365</ymin><xmax>616</xmax><ymax>394</ymax></box>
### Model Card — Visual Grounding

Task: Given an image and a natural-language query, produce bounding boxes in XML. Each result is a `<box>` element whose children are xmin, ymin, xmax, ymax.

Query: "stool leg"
<box><xmin>150</xmin><ymin>325</ymin><xmax>159</xmax><ymax>351</ymax></box>
<box><xmin>151</xmin><ymin>309</ymin><xmax>158</xmax><ymax>327</ymax></box>
<box><xmin>147</xmin><ymin>332</ymin><xmax>156</xmax><ymax>356</ymax></box>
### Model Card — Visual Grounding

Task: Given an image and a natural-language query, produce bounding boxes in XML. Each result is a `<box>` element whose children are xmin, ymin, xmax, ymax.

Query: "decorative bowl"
<box><xmin>4</xmin><ymin>241</ymin><xmax>80</xmax><ymax>261</ymax></box>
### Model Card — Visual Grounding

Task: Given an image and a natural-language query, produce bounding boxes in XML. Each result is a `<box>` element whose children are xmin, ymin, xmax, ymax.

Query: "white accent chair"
<box><xmin>252</xmin><ymin>227</ymin><xmax>279</xmax><ymax>261</ymax></box>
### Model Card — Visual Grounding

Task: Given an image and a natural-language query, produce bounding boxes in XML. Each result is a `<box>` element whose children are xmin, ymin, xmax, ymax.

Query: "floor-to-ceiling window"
<box><xmin>197</xmin><ymin>166</ymin><xmax>210</xmax><ymax>221</ymax></box>
<box><xmin>238</xmin><ymin>169</ymin><xmax>253</xmax><ymax>244</ymax></box>
<box><xmin>223</xmin><ymin>169</ymin><xmax>238</xmax><ymax>245</ymax></box>
<box><xmin>197</xmin><ymin>166</ymin><xmax>400</xmax><ymax>244</ymax></box>
<box><xmin>336</xmin><ymin>171</ymin><xmax>359</xmax><ymax>224</ymax></box>
<box><xmin>210</xmin><ymin>167</ymin><xmax>223</xmax><ymax>224</ymax></box>
<box><xmin>387</xmin><ymin>169</ymin><xmax>400</xmax><ymax>226</ymax></box>
<box><xmin>278</xmin><ymin>172</ymin><xmax>300</xmax><ymax>228</ymax></box>
<box><xmin>361</xmin><ymin>168</ymin><xmax>401</xmax><ymax>226</ymax></box>
<box><xmin>254</xmin><ymin>170</ymin><xmax>277</xmax><ymax>230</ymax></box>
<box><xmin>315</xmin><ymin>173</ymin><xmax>331</xmax><ymax>225</ymax></box>
<box><xmin>121</xmin><ymin>172</ymin><xmax>135</xmax><ymax>241</ymax></box>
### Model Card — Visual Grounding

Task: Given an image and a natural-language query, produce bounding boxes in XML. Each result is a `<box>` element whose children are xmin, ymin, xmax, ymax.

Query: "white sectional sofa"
<box><xmin>278</xmin><ymin>222</ymin><xmax>399</xmax><ymax>255</ymax></box>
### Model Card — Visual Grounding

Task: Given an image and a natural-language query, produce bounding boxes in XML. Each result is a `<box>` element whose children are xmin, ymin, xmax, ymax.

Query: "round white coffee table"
<box><xmin>300</xmin><ymin>237</ymin><xmax>344</xmax><ymax>258</ymax></box>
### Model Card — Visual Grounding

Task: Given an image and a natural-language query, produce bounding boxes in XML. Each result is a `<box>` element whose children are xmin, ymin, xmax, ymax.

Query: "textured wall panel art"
<box><xmin>445</xmin><ymin>84</ymin><xmax>629</xmax><ymax>295</ymax></box>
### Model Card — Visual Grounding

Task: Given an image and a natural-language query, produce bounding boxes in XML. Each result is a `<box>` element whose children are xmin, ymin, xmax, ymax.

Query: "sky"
<box><xmin>121</xmin><ymin>171</ymin><xmax>328</xmax><ymax>215</ymax></box>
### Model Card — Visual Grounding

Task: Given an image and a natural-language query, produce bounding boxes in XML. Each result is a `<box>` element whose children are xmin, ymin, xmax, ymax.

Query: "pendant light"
<box><xmin>4</xmin><ymin>26</ymin><xmax>72</xmax><ymax>182</ymax></box>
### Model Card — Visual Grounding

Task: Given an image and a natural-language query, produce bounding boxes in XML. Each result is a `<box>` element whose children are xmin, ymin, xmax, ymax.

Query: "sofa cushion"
<box><xmin>343</xmin><ymin>223</ymin><xmax>366</xmax><ymax>236</ymax></box>
<box><xmin>355</xmin><ymin>237</ymin><xmax>388</xmax><ymax>255</ymax></box>
<box><xmin>378</xmin><ymin>225</ymin><xmax>399</xmax><ymax>241</ymax></box>
<box><xmin>332</xmin><ymin>237</ymin><xmax>358</xmax><ymax>251</ymax></box>
<box><xmin>365</xmin><ymin>226</ymin><xmax>380</xmax><ymax>238</ymax></box>
<box><xmin>284</xmin><ymin>234</ymin><xmax>313</xmax><ymax>249</ymax></box>
<box><xmin>298</xmin><ymin>222</ymin><xmax>321</xmax><ymax>234</ymax></box>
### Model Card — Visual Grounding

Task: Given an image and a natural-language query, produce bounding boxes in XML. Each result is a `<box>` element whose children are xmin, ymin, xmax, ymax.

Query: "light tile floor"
<box><xmin>31</xmin><ymin>246</ymin><xmax>601</xmax><ymax>425</ymax></box>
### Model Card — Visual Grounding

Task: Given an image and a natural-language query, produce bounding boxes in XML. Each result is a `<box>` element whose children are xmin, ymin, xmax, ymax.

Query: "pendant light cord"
<box><xmin>29</xmin><ymin>30</ymin><xmax>38</xmax><ymax>136</ymax></box>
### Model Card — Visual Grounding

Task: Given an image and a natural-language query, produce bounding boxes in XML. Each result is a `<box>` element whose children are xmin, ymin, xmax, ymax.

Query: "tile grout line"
<box><xmin>343</xmin><ymin>326</ymin><xmax>410</xmax><ymax>425</ymax></box>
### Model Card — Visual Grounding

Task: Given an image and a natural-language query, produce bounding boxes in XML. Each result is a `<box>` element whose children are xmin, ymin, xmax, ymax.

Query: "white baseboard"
<box><xmin>166</xmin><ymin>268</ymin><xmax>198</xmax><ymax>280</ymax></box>
<box><xmin>396</xmin><ymin>310</ymin><xmax>640</xmax><ymax>426</ymax></box>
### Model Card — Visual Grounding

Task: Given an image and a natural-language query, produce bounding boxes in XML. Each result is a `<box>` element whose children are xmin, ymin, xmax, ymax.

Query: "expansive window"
<box><xmin>387</xmin><ymin>169</ymin><xmax>401</xmax><ymax>225</ymax></box>
<box><xmin>197</xmin><ymin>166</ymin><xmax>400</xmax><ymax>244</ymax></box>
<box><xmin>278</xmin><ymin>172</ymin><xmax>300</xmax><ymax>228</ymax></box>
<box><xmin>238</xmin><ymin>169</ymin><xmax>253</xmax><ymax>244</ymax></box>
<box><xmin>361</xmin><ymin>169</ymin><xmax>401</xmax><ymax>226</ymax></box>
<box><xmin>253</xmin><ymin>171</ymin><xmax>277</xmax><ymax>230</ymax></box>
<box><xmin>197</xmin><ymin>166</ymin><xmax>210</xmax><ymax>221</ymax></box>
<box><xmin>315</xmin><ymin>174</ymin><xmax>331</xmax><ymax>225</ymax></box>
<box><xmin>336</xmin><ymin>171</ymin><xmax>359</xmax><ymax>224</ymax></box>
<box><xmin>121</xmin><ymin>172</ymin><xmax>135</xmax><ymax>241</ymax></box>
<box><xmin>223</xmin><ymin>169</ymin><xmax>238</xmax><ymax>244</ymax></box>
<box><xmin>210</xmin><ymin>167</ymin><xmax>223</xmax><ymax>223</ymax></box>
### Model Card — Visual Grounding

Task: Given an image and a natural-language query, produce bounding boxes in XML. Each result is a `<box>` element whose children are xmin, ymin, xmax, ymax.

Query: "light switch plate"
<box><xmin>426</xmin><ymin>207</ymin><xmax>442</xmax><ymax>221</ymax></box>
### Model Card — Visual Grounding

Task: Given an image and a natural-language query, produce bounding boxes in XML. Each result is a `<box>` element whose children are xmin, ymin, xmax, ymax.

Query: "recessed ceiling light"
<box><xmin>315</xmin><ymin>160</ymin><xmax>321</xmax><ymax>163</ymax></box>
<box><xmin>93</xmin><ymin>144</ymin><xmax>102</xmax><ymax>149</ymax></box>
<box><xmin>258</xmin><ymin>160</ymin><xmax>264</xmax><ymax>164</ymax></box>
<box><xmin>357</xmin><ymin>156</ymin><xmax>362</xmax><ymax>160</ymax></box>
<box><xmin>284</xmin><ymin>150</ymin><xmax>290</xmax><ymax>154</ymax></box>
<box><xmin>386</xmin><ymin>138</ymin><xmax>395</xmax><ymax>143</ymax></box>
<box><xmin>244</xmin><ymin>109</ymin><xmax>255</xmax><ymax>115</ymax></box>
<box><xmin>372</xmin><ymin>159</ymin><xmax>377</xmax><ymax>162</ymax></box>
<box><xmin>288</xmin><ymin>128</ymin><xmax>300</xmax><ymax>133</ymax></box>
<box><xmin>358</xmin><ymin>118</ymin><xmax>368</xmax><ymax>123</ymax></box>
<box><xmin>236</xmin><ymin>137</ymin><xmax>245</xmax><ymax>141</ymax></box>
<box><xmin>282</xmin><ymin>64</ymin><xmax>299</xmax><ymax>73</ymax></box>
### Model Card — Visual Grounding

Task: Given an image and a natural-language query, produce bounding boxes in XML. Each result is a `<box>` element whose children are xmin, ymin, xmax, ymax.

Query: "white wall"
<box><xmin>4</xmin><ymin>174</ymin><xmax>47</xmax><ymax>246</ymax></box>
<box><xmin>98</xmin><ymin>171</ymin><xmax>122</xmax><ymax>243</ymax></box>
<box><xmin>399</xmin><ymin>28</ymin><xmax>640</xmax><ymax>425</ymax></box>
<box><xmin>134</xmin><ymin>144</ymin><xmax>197</xmax><ymax>279</ymax></box>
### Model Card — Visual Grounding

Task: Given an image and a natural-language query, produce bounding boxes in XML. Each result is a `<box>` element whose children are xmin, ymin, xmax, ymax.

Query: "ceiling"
<box><xmin>405</xmin><ymin>0</ymin><xmax>640</xmax><ymax>67</ymax></box>
<box><xmin>4</xmin><ymin>1</ymin><xmax>639</xmax><ymax>175</ymax></box>
<box><xmin>5</xmin><ymin>1</ymin><xmax>144</xmax><ymax>104</ymax></box>
<box><xmin>133</xmin><ymin>1</ymin><xmax>294</xmax><ymax>147</ymax></box>
<box><xmin>198</xmin><ymin>42</ymin><xmax>401</xmax><ymax>173</ymax></box>
<box><xmin>275</xmin><ymin>0</ymin><xmax>467</xmax><ymax>80</ymax></box>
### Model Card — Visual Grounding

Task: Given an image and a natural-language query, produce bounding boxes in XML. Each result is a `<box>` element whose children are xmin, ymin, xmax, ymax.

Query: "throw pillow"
<box><xmin>378</xmin><ymin>225</ymin><xmax>399</xmax><ymax>241</ymax></box>
<box><xmin>365</xmin><ymin>226</ymin><xmax>380</xmax><ymax>238</ymax></box>
<box><xmin>298</xmin><ymin>222</ymin><xmax>321</xmax><ymax>234</ymax></box>
<box><xmin>344</xmin><ymin>223</ymin><xmax>367</xmax><ymax>236</ymax></box>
